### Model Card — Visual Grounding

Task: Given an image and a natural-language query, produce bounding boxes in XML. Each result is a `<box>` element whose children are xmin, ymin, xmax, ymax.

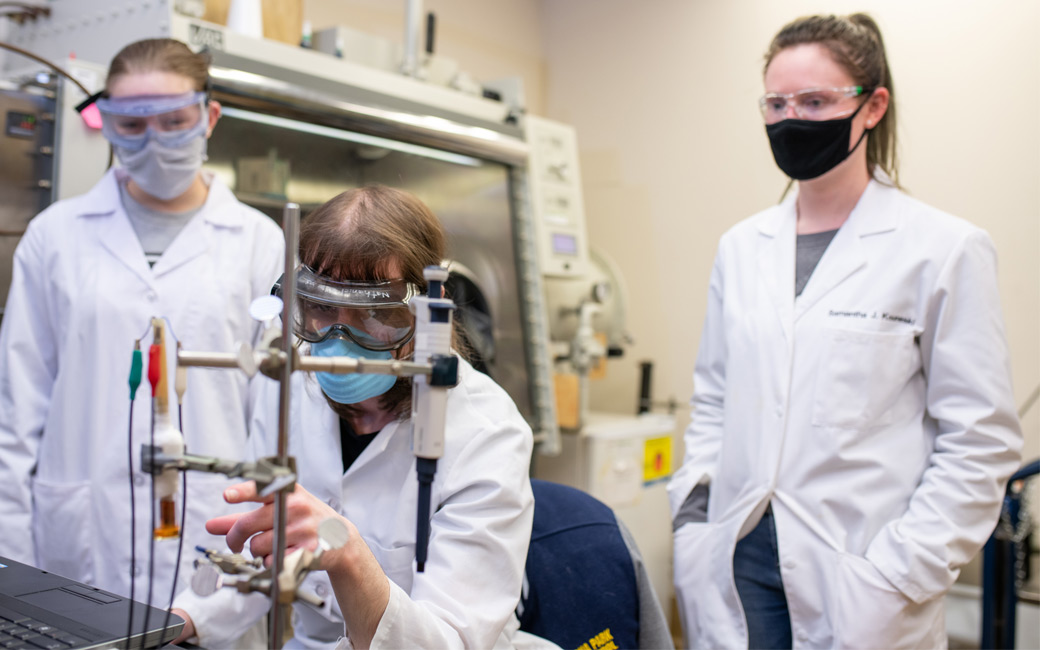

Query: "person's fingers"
<box><xmin>205</xmin><ymin>512</ymin><xmax>244</xmax><ymax>537</ymax></box>
<box><xmin>248</xmin><ymin>529</ymin><xmax>274</xmax><ymax>560</ymax></box>
<box><xmin>259</xmin><ymin>543</ymin><xmax>311</xmax><ymax>569</ymax></box>
<box><xmin>249</xmin><ymin>491</ymin><xmax>336</xmax><ymax>563</ymax></box>
<box><xmin>222</xmin><ymin>480</ymin><xmax>268</xmax><ymax>504</ymax></box>
<box><xmin>217</xmin><ymin>504</ymin><xmax>274</xmax><ymax>552</ymax></box>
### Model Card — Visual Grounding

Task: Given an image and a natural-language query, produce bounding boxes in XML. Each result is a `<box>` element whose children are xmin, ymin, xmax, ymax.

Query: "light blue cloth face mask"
<box><xmin>311</xmin><ymin>333</ymin><xmax>397</xmax><ymax>404</ymax></box>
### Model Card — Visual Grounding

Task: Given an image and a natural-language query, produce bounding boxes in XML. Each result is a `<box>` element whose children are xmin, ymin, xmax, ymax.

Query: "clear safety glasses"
<box><xmin>758</xmin><ymin>86</ymin><xmax>870</xmax><ymax>124</ymax></box>
<box><xmin>273</xmin><ymin>266</ymin><xmax>419</xmax><ymax>351</ymax></box>
<box><xmin>95</xmin><ymin>91</ymin><xmax>208</xmax><ymax>151</ymax></box>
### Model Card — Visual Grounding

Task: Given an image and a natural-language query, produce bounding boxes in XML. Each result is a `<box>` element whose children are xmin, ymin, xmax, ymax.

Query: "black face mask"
<box><xmin>765</xmin><ymin>97</ymin><xmax>871</xmax><ymax>181</ymax></box>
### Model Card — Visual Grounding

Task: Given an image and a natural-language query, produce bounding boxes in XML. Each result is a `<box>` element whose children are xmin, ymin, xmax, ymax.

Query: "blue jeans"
<box><xmin>732</xmin><ymin>508</ymin><xmax>793</xmax><ymax>649</ymax></box>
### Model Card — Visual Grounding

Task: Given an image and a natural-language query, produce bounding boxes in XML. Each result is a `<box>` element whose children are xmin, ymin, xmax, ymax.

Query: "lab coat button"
<box><xmin>146</xmin><ymin>291</ymin><xmax>158</xmax><ymax>301</ymax></box>
<box><xmin>774</xmin><ymin>406</ymin><xmax>783</xmax><ymax>417</ymax></box>
<box><xmin>134</xmin><ymin>474</ymin><xmax>146</xmax><ymax>487</ymax></box>
<box><xmin>797</xmin><ymin>631</ymin><xmax>808</xmax><ymax>642</ymax></box>
<box><xmin>783</xmin><ymin>558</ymin><xmax>796</xmax><ymax>570</ymax></box>
<box><xmin>315</xmin><ymin>584</ymin><xmax>328</xmax><ymax>597</ymax></box>
<box><xmin>133</xmin><ymin>563</ymin><xmax>143</xmax><ymax>577</ymax></box>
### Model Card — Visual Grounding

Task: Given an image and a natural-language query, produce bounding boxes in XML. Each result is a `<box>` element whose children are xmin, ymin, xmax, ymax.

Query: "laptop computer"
<box><xmin>0</xmin><ymin>556</ymin><xmax>183</xmax><ymax>649</ymax></box>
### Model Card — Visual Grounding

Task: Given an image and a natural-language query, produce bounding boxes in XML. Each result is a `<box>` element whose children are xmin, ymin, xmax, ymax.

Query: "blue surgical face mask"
<box><xmin>310</xmin><ymin>334</ymin><xmax>397</xmax><ymax>404</ymax></box>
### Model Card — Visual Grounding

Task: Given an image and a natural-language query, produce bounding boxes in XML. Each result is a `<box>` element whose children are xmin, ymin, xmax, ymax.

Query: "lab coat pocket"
<box><xmin>812</xmin><ymin>327</ymin><xmax>916</xmax><ymax>429</ymax></box>
<box><xmin>32</xmin><ymin>478</ymin><xmax>94</xmax><ymax>582</ymax></box>
<box><xmin>673</xmin><ymin>522</ymin><xmax>736</xmax><ymax>648</ymax></box>
<box><xmin>369</xmin><ymin>542</ymin><xmax>416</xmax><ymax>593</ymax></box>
<box><xmin>833</xmin><ymin>552</ymin><xmax>943</xmax><ymax>649</ymax></box>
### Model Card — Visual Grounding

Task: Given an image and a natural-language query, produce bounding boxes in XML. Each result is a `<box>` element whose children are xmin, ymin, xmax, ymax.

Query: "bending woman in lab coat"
<box><xmin>190</xmin><ymin>185</ymin><xmax>555</xmax><ymax>649</ymax></box>
<box><xmin>668</xmin><ymin>13</ymin><xmax>1022</xmax><ymax>649</ymax></box>
<box><xmin>0</xmin><ymin>38</ymin><xmax>283</xmax><ymax>645</ymax></box>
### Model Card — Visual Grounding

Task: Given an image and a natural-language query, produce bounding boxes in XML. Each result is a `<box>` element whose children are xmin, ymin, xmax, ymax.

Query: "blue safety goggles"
<box><xmin>95</xmin><ymin>91</ymin><xmax>208</xmax><ymax>151</ymax></box>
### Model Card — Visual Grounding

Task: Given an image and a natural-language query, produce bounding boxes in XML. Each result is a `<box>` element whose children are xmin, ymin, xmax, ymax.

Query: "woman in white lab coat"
<box><xmin>195</xmin><ymin>186</ymin><xmax>554</xmax><ymax>649</ymax></box>
<box><xmin>668</xmin><ymin>13</ymin><xmax>1022</xmax><ymax>649</ymax></box>
<box><xmin>0</xmin><ymin>38</ymin><xmax>283</xmax><ymax>644</ymax></box>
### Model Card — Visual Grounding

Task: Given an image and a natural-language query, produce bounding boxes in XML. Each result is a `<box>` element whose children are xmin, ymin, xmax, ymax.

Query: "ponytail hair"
<box><xmin>764</xmin><ymin>13</ymin><xmax>899</xmax><ymax>187</ymax></box>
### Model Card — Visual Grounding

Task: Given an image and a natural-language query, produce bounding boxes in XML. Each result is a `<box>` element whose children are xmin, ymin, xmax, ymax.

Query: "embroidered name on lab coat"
<box><xmin>828</xmin><ymin>309</ymin><xmax>916</xmax><ymax>325</ymax></box>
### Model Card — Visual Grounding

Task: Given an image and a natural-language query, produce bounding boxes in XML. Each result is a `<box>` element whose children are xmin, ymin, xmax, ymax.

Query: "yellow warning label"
<box><xmin>643</xmin><ymin>436</ymin><xmax>672</xmax><ymax>484</ymax></box>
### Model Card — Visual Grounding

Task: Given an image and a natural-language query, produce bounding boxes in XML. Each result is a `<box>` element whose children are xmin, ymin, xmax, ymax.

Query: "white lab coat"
<box><xmin>178</xmin><ymin>359</ymin><xmax>554</xmax><ymax>649</ymax></box>
<box><xmin>668</xmin><ymin>177</ymin><xmax>1022</xmax><ymax>649</ymax></box>
<box><xmin>0</xmin><ymin>170</ymin><xmax>284</xmax><ymax>620</ymax></box>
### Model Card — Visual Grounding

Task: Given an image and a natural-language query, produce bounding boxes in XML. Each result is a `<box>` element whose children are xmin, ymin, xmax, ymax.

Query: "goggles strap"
<box><xmin>75</xmin><ymin>90</ymin><xmax>106</xmax><ymax>114</ymax></box>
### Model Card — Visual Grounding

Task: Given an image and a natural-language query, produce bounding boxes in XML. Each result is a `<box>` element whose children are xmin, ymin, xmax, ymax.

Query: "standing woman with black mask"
<box><xmin>0</xmin><ymin>38</ymin><xmax>283</xmax><ymax>647</ymax></box>
<box><xmin>667</xmin><ymin>13</ymin><xmax>1022</xmax><ymax>649</ymax></box>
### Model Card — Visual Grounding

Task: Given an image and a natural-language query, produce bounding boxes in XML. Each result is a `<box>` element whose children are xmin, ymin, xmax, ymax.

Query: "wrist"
<box><xmin>170</xmin><ymin>607</ymin><xmax>196</xmax><ymax>644</ymax></box>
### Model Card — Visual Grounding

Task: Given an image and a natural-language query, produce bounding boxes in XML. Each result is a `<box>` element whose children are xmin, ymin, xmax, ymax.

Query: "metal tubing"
<box><xmin>269</xmin><ymin>203</ymin><xmax>300</xmax><ymax>649</ymax></box>
<box><xmin>296</xmin><ymin>356</ymin><xmax>430</xmax><ymax>376</ymax></box>
<box><xmin>178</xmin><ymin>351</ymin><xmax>432</xmax><ymax>376</ymax></box>
<box><xmin>207</xmin><ymin>67</ymin><xmax>528</xmax><ymax>165</ymax></box>
<box><xmin>401</xmin><ymin>0</ymin><xmax>424</xmax><ymax>77</ymax></box>
<box><xmin>176</xmin><ymin>351</ymin><xmax>242</xmax><ymax>369</ymax></box>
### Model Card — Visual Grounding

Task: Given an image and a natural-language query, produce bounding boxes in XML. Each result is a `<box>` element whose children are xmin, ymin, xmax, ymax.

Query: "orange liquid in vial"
<box><xmin>154</xmin><ymin>497</ymin><xmax>180</xmax><ymax>539</ymax></box>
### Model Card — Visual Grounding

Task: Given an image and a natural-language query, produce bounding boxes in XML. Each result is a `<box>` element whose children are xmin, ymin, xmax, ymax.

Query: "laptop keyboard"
<box><xmin>0</xmin><ymin>610</ymin><xmax>90</xmax><ymax>650</ymax></box>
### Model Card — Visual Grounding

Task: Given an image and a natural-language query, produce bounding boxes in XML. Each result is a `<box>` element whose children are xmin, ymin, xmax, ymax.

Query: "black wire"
<box><xmin>159</xmin><ymin>405</ymin><xmax>188</xmax><ymax>646</ymax></box>
<box><xmin>143</xmin><ymin>403</ymin><xmax>156</xmax><ymax>650</ymax></box>
<box><xmin>125</xmin><ymin>399</ymin><xmax>137</xmax><ymax>650</ymax></box>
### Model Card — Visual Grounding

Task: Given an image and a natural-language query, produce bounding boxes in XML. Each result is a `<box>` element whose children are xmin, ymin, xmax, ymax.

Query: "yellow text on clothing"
<box><xmin>576</xmin><ymin>628</ymin><xmax>618</xmax><ymax>650</ymax></box>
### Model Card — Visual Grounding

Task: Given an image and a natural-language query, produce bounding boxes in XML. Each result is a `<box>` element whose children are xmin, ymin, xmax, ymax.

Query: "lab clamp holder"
<box><xmin>137</xmin><ymin>203</ymin><xmax>458</xmax><ymax>648</ymax></box>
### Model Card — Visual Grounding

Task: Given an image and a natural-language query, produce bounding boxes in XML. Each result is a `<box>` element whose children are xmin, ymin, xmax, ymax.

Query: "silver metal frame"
<box><xmin>206</xmin><ymin>63</ymin><xmax>528</xmax><ymax>165</ymax></box>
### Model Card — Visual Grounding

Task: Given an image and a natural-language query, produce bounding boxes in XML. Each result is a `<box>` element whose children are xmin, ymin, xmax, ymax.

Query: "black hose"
<box><xmin>638</xmin><ymin>361</ymin><xmax>653</xmax><ymax>414</ymax></box>
<box><xmin>415</xmin><ymin>458</ymin><xmax>437</xmax><ymax>573</ymax></box>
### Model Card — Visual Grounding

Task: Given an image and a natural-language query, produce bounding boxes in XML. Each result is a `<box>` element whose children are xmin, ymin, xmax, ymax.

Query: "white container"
<box><xmin>226</xmin><ymin>0</ymin><xmax>263</xmax><ymax>39</ymax></box>
<box><xmin>534</xmin><ymin>411</ymin><xmax>676</xmax><ymax>508</ymax></box>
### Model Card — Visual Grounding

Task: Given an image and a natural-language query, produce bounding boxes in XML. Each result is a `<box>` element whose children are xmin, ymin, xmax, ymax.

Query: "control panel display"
<box><xmin>552</xmin><ymin>232</ymin><xmax>578</xmax><ymax>255</ymax></box>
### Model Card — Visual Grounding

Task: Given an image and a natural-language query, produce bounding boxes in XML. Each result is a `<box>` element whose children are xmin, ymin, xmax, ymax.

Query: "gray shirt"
<box><xmin>795</xmin><ymin>228</ymin><xmax>839</xmax><ymax>296</ymax></box>
<box><xmin>118</xmin><ymin>181</ymin><xmax>201</xmax><ymax>267</ymax></box>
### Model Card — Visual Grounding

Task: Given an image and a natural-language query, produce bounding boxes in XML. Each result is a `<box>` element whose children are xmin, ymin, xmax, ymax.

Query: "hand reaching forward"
<box><xmin>206</xmin><ymin>481</ymin><xmax>346</xmax><ymax>567</ymax></box>
<box><xmin>206</xmin><ymin>481</ymin><xmax>390</xmax><ymax>649</ymax></box>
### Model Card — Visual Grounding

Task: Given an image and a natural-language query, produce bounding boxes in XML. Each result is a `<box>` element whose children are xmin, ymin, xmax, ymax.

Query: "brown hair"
<box><xmin>106</xmin><ymin>38</ymin><xmax>210</xmax><ymax>93</ymax></box>
<box><xmin>299</xmin><ymin>185</ymin><xmax>455</xmax><ymax>418</ymax></box>
<box><xmin>299</xmin><ymin>185</ymin><xmax>445</xmax><ymax>288</ymax></box>
<box><xmin>764</xmin><ymin>13</ymin><xmax>899</xmax><ymax>187</ymax></box>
